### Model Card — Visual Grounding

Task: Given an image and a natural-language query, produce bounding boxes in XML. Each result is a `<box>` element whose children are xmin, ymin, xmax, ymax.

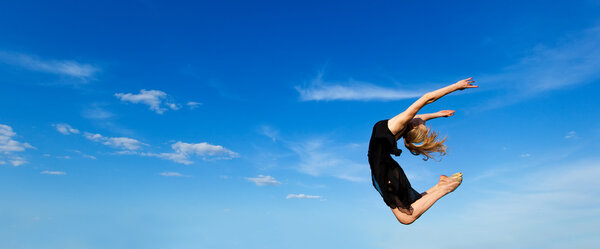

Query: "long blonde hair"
<box><xmin>403</xmin><ymin>124</ymin><xmax>447</xmax><ymax>161</ymax></box>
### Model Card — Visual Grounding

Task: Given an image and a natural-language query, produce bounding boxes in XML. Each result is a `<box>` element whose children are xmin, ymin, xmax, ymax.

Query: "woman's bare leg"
<box><xmin>391</xmin><ymin>174</ymin><xmax>462</xmax><ymax>225</ymax></box>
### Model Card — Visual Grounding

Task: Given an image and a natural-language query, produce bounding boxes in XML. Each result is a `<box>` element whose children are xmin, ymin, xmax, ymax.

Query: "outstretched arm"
<box><xmin>415</xmin><ymin>110</ymin><xmax>455</xmax><ymax>121</ymax></box>
<box><xmin>387</xmin><ymin>78</ymin><xmax>476</xmax><ymax>135</ymax></box>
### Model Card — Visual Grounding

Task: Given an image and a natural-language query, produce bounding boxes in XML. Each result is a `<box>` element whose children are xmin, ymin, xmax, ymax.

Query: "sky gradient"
<box><xmin>1</xmin><ymin>1</ymin><xmax>600</xmax><ymax>248</ymax></box>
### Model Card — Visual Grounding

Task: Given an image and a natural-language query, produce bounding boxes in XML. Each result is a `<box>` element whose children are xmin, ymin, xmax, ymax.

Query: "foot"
<box><xmin>437</xmin><ymin>173</ymin><xmax>462</xmax><ymax>195</ymax></box>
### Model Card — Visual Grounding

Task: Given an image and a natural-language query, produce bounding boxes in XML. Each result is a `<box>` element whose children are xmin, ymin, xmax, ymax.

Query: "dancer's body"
<box><xmin>368</xmin><ymin>77</ymin><xmax>477</xmax><ymax>224</ymax></box>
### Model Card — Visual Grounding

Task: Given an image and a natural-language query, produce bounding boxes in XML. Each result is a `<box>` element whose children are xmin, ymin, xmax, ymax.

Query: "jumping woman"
<box><xmin>368</xmin><ymin>77</ymin><xmax>478</xmax><ymax>225</ymax></box>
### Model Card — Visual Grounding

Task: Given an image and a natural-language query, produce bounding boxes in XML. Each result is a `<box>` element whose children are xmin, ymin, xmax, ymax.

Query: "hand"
<box><xmin>455</xmin><ymin>77</ymin><xmax>478</xmax><ymax>90</ymax></box>
<box><xmin>438</xmin><ymin>110</ymin><xmax>455</xmax><ymax>117</ymax></box>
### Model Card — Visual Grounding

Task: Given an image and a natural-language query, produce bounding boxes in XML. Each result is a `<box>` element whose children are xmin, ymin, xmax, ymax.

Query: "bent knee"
<box><xmin>397</xmin><ymin>216</ymin><xmax>416</xmax><ymax>225</ymax></box>
<box><xmin>391</xmin><ymin>208</ymin><xmax>417</xmax><ymax>225</ymax></box>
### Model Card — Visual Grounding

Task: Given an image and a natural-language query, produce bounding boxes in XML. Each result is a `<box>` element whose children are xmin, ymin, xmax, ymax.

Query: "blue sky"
<box><xmin>1</xmin><ymin>0</ymin><xmax>600</xmax><ymax>248</ymax></box>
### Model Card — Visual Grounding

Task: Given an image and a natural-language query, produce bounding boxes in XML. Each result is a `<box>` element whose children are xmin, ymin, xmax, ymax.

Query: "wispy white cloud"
<box><xmin>82</xmin><ymin>154</ymin><xmax>97</xmax><ymax>160</ymax></box>
<box><xmin>520</xmin><ymin>153</ymin><xmax>531</xmax><ymax>158</ymax></box>
<box><xmin>69</xmin><ymin>149</ymin><xmax>97</xmax><ymax>160</ymax></box>
<box><xmin>53</xmin><ymin>123</ymin><xmax>79</xmax><ymax>135</ymax></box>
<box><xmin>565</xmin><ymin>131</ymin><xmax>578</xmax><ymax>139</ymax></box>
<box><xmin>41</xmin><ymin>170</ymin><xmax>67</xmax><ymax>175</ymax></box>
<box><xmin>289</xmin><ymin>138</ymin><xmax>368</xmax><ymax>182</ymax></box>
<box><xmin>81</xmin><ymin>103</ymin><xmax>136</xmax><ymax>136</ymax></box>
<box><xmin>115</xmin><ymin>89</ymin><xmax>180</xmax><ymax>114</ymax></box>
<box><xmin>286</xmin><ymin>193</ymin><xmax>322</xmax><ymax>199</ymax></box>
<box><xmin>295</xmin><ymin>73</ymin><xmax>424</xmax><ymax>101</ymax></box>
<box><xmin>0</xmin><ymin>51</ymin><xmax>99</xmax><ymax>81</ymax></box>
<box><xmin>259</xmin><ymin>125</ymin><xmax>279</xmax><ymax>142</ymax></box>
<box><xmin>0</xmin><ymin>124</ymin><xmax>34</xmax><ymax>166</ymax></box>
<box><xmin>82</xmin><ymin>104</ymin><xmax>114</xmax><ymax>120</ymax></box>
<box><xmin>142</xmin><ymin>141</ymin><xmax>239</xmax><ymax>165</ymax></box>
<box><xmin>252</xmin><ymin>127</ymin><xmax>369</xmax><ymax>182</ymax></box>
<box><xmin>0</xmin><ymin>124</ymin><xmax>34</xmax><ymax>153</ymax></box>
<box><xmin>159</xmin><ymin>172</ymin><xmax>186</xmax><ymax>177</ymax></box>
<box><xmin>186</xmin><ymin>101</ymin><xmax>202</xmax><ymax>110</ymax></box>
<box><xmin>477</xmin><ymin>25</ymin><xmax>600</xmax><ymax>109</ymax></box>
<box><xmin>246</xmin><ymin>175</ymin><xmax>281</xmax><ymax>186</ymax></box>
<box><xmin>9</xmin><ymin>156</ymin><xmax>28</xmax><ymax>166</ymax></box>
<box><xmin>83</xmin><ymin>132</ymin><xmax>146</xmax><ymax>151</ymax></box>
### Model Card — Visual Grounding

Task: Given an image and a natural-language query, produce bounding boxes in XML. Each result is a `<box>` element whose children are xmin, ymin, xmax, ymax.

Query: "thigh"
<box><xmin>388</xmin><ymin>164</ymin><xmax>422</xmax><ymax>208</ymax></box>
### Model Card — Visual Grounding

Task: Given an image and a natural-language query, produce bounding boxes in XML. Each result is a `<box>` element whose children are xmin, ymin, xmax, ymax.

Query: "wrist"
<box><xmin>450</xmin><ymin>82</ymin><xmax>461</xmax><ymax>91</ymax></box>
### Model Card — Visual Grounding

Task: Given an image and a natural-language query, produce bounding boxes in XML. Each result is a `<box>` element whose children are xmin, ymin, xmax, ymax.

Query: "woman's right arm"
<box><xmin>387</xmin><ymin>77</ymin><xmax>477</xmax><ymax>135</ymax></box>
<box><xmin>415</xmin><ymin>110</ymin><xmax>455</xmax><ymax>121</ymax></box>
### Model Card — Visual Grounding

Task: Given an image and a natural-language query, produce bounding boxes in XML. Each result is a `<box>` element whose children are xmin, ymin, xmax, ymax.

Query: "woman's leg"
<box><xmin>391</xmin><ymin>174</ymin><xmax>462</xmax><ymax>225</ymax></box>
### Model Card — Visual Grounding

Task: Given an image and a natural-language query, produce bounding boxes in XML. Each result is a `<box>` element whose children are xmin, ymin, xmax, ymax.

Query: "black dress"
<box><xmin>368</xmin><ymin>119</ymin><xmax>422</xmax><ymax>213</ymax></box>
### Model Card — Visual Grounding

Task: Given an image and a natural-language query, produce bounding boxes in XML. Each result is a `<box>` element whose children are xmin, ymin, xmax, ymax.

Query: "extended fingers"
<box><xmin>439</xmin><ymin>110</ymin><xmax>455</xmax><ymax>117</ymax></box>
<box><xmin>456</xmin><ymin>77</ymin><xmax>478</xmax><ymax>90</ymax></box>
<box><xmin>467</xmin><ymin>79</ymin><xmax>477</xmax><ymax>87</ymax></box>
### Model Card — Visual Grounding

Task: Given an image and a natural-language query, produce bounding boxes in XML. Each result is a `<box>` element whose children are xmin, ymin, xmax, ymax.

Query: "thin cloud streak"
<box><xmin>0</xmin><ymin>51</ymin><xmax>99</xmax><ymax>80</ymax></box>
<box><xmin>246</xmin><ymin>175</ymin><xmax>281</xmax><ymax>186</ymax></box>
<box><xmin>82</xmin><ymin>104</ymin><xmax>114</xmax><ymax>120</ymax></box>
<box><xmin>159</xmin><ymin>172</ymin><xmax>187</xmax><ymax>177</ymax></box>
<box><xmin>187</xmin><ymin>101</ymin><xmax>202</xmax><ymax>109</ymax></box>
<box><xmin>565</xmin><ymin>131</ymin><xmax>577</xmax><ymax>139</ymax></box>
<box><xmin>286</xmin><ymin>193</ymin><xmax>322</xmax><ymax>199</ymax></box>
<box><xmin>296</xmin><ymin>74</ymin><xmax>425</xmax><ymax>101</ymax></box>
<box><xmin>259</xmin><ymin>125</ymin><xmax>279</xmax><ymax>142</ymax></box>
<box><xmin>41</xmin><ymin>170</ymin><xmax>67</xmax><ymax>175</ymax></box>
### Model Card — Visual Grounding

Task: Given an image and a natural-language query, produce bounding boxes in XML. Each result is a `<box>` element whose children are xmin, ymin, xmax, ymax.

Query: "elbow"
<box><xmin>422</xmin><ymin>92</ymin><xmax>432</xmax><ymax>100</ymax></box>
<box><xmin>423</xmin><ymin>92</ymin><xmax>435</xmax><ymax>101</ymax></box>
<box><xmin>422</xmin><ymin>92</ymin><xmax>435</xmax><ymax>104</ymax></box>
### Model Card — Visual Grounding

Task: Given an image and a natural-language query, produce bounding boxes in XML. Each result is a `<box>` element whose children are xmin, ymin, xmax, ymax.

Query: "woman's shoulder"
<box><xmin>373</xmin><ymin>119</ymin><xmax>400</xmax><ymax>138</ymax></box>
<box><xmin>373</xmin><ymin>119</ymin><xmax>390</xmax><ymax>130</ymax></box>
